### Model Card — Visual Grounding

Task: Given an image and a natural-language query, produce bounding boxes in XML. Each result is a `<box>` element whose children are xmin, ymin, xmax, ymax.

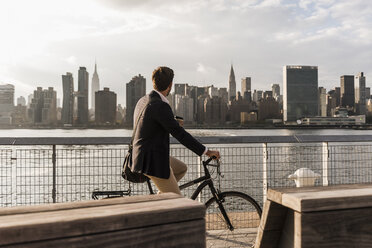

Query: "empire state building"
<box><xmin>91</xmin><ymin>62</ymin><xmax>100</xmax><ymax>109</ymax></box>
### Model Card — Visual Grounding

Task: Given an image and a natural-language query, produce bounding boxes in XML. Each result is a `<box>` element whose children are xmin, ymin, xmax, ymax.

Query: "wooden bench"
<box><xmin>255</xmin><ymin>184</ymin><xmax>372</xmax><ymax>248</ymax></box>
<box><xmin>0</xmin><ymin>193</ymin><xmax>206</xmax><ymax>248</ymax></box>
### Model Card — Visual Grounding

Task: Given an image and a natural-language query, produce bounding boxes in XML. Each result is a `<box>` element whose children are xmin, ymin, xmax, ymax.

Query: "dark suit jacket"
<box><xmin>131</xmin><ymin>90</ymin><xmax>206</xmax><ymax>179</ymax></box>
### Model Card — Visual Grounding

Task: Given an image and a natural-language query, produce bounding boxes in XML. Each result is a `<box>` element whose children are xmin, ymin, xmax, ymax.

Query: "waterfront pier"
<box><xmin>1</xmin><ymin>135</ymin><xmax>372</xmax><ymax>247</ymax></box>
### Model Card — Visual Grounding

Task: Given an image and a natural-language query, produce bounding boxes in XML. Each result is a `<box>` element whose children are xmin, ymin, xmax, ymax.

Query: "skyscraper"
<box><xmin>95</xmin><ymin>88</ymin><xmax>117</xmax><ymax>124</ymax></box>
<box><xmin>366</xmin><ymin>87</ymin><xmax>371</xmax><ymax>99</ymax></box>
<box><xmin>258</xmin><ymin>97</ymin><xmax>281</xmax><ymax>121</ymax></box>
<box><xmin>228</xmin><ymin>65</ymin><xmax>236</xmax><ymax>101</ymax></box>
<box><xmin>241</xmin><ymin>77</ymin><xmax>251</xmax><ymax>97</ymax></box>
<box><xmin>91</xmin><ymin>62</ymin><xmax>100</xmax><ymax>110</ymax></box>
<box><xmin>28</xmin><ymin>94</ymin><xmax>33</xmax><ymax>108</ymax></box>
<box><xmin>28</xmin><ymin>87</ymin><xmax>57</xmax><ymax>124</ymax></box>
<box><xmin>204</xmin><ymin>96</ymin><xmax>227</xmax><ymax>125</ymax></box>
<box><xmin>126</xmin><ymin>74</ymin><xmax>146</xmax><ymax>125</ymax></box>
<box><xmin>229</xmin><ymin>96</ymin><xmax>252</xmax><ymax>123</ymax></box>
<box><xmin>42</xmin><ymin>87</ymin><xmax>57</xmax><ymax>124</ymax></box>
<box><xmin>218</xmin><ymin>88</ymin><xmax>229</xmax><ymax>104</ymax></box>
<box><xmin>62</xmin><ymin>72</ymin><xmax>74</xmax><ymax>124</ymax></box>
<box><xmin>318</xmin><ymin>87</ymin><xmax>327</xmax><ymax>117</ymax></box>
<box><xmin>340</xmin><ymin>75</ymin><xmax>354</xmax><ymax>108</ymax></box>
<box><xmin>190</xmin><ymin>86</ymin><xmax>208</xmax><ymax>121</ymax></box>
<box><xmin>11</xmin><ymin>104</ymin><xmax>27</xmax><ymax>125</ymax></box>
<box><xmin>283</xmin><ymin>66</ymin><xmax>318</xmax><ymax>122</ymax></box>
<box><xmin>174</xmin><ymin>83</ymin><xmax>188</xmax><ymax>96</ymax></box>
<box><xmin>263</xmin><ymin>91</ymin><xmax>273</xmax><ymax>99</ymax></box>
<box><xmin>174</xmin><ymin>94</ymin><xmax>194</xmax><ymax>124</ymax></box>
<box><xmin>0</xmin><ymin>84</ymin><xmax>15</xmax><ymax>125</ymax></box>
<box><xmin>0</xmin><ymin>84</ymin><xmax>15</xmax><ymax>111</ymax></box>
<box><xmin>207</xmin><ymin>85</ymin><xmax>219</xmax><ymax>98</ymax></box>
<box><xmin>16</xmin><ymin>96</ymin><xmax>26</xmax><ymax>106</ymax></box>
<box><xmin>355</xmin><ymin>72</ymin><xmax>366</xmax><ymax>115</ymax></box>
<box><xmin>77</xmin><ymin>67</ymin><xmax>89</xmax><ymax>125</ymax></box>
<box><xmin>327</xmin><ymin>87</ymin><xmax>341</xmax><ymax>116</ymax></box>
<box><xmin>252</xmin><ymin>90</ymin><xmax>263</xmax><ymax>102</ymax></box>
<box><xmin>335</xmin><ymin>87</ymin><xmax>341</xmax><ymax>106</ymax></box>
<box><xmin>271</xmin><ymin>84</ymin><xmax>280</xmax><ymax>99</ymax></box>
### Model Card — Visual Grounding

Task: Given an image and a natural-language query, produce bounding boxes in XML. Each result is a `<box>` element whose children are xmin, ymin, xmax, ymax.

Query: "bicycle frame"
<box><xmin>179</xmin><ymin>159</ymin><xmax>217</xmax><ymax>200</ymax></box>
<box><xmin>180</xmin><ymin>175</ymin><xmax>210</xmax><ymax>200</ymax></box>
<box><xmin>148</xmin><ymin>157</ymin><xmax>221</xmax><ymax>201</ymax></box>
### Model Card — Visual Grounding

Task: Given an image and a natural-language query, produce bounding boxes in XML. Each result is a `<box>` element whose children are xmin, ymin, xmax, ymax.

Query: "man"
<box><xmin>132</xmin><ymin>66</ymin><xmax>220</xmax><ymax>195</ymax></box>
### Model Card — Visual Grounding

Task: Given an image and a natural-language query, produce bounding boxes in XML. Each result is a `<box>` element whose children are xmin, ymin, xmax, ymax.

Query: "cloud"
<box><xmin>64</xmin><ymin>56</ymin><xmax>77</xmax><ymax>66</ymax></box>
<box><xmin>98</xmin><ymin>0</ymin><xmax>201</xmax><ymax>13</ymax></box>
<box><xmin>253</xmin><ymin>0</ymin><xmax>283</xmax><ymax>9</ymax></box>
<box><xmin>298</xmin><ymin>0</ymin><xmax>313</xmax><ymax>10</ymax></box>
<box><xmin>1</xmin><ymin>0</ymin><xmax>372</xmax><ymax>103</ymax></box>
<box><xmin>196</xmin><ymin>63</ymin><xmax>206</xmax><ymax>73</ymax></box>
<box><xmin>271</xmin><ymin>0</ymin><xmax>372</xmax><ymax>47</ymax></box>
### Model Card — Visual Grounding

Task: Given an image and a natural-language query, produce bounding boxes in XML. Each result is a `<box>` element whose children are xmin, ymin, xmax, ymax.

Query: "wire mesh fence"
<box><xmin>0</xmin><ymin>149</ymin><xmax>12</xmax><ymax>207</ymax></box>
<box><xmin>1</xmin><ymin>139</ymin><xmax>372</xmax><ymax>208</ymax></box>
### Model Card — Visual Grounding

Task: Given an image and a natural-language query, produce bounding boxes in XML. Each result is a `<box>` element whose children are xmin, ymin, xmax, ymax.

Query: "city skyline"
<box><xmin>0</xmin><ymin>62</ymin><xmax>370</xmax><ymax>108</ymax></box>
<box><xmin>0</xmin><ymin>64</ymin><xmax>371</xmax><ymax>127</ymax></box>
<box><xmin>1</xmin><ymin>0</ymin><xmax>371</xmax><ymax>105</ymax></box>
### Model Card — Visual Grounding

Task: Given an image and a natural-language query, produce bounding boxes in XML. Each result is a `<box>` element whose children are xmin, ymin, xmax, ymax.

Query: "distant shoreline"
<box><xmin>1</xmin><ymin>124</ymin><xmax>372</xmax><ymax>130</ymax></box>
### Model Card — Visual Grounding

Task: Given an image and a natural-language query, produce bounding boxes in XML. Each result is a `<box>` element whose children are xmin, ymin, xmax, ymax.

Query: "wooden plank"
<box><xmin>259</xmin><ymin>200</ymin><xmax>288</xmax><ymax>231</ymax></box>
<box><xmin>278</xmin><ymin>210</ymin><xmax>295</xmax><ymax>248</ymax></box>
<box><xmin>282</xmin><ymin>187</ymin><xmax>372</xmax><ymax>212</ymax></box>
<box><xmin>0</xmin><ymin>197</ymin><xmax>205</xmax><ymax>246</ymax></box>
<box><xmin>300</xmin><ymin>193</ymin><xmax>372</xmax><ymax>212</ymax></box>
<box><xmin>266</xmin><ymin>189</ymin><xmax>284</xmax><ymax>205</ymax></box>
<box><xmin>255</xmin><ymin>228</ymin><xmax>282</xmax><ymax>248</ymax></box>
<box><xmin>268</xmin><ymin>184</ymin><xmax>372</xmax><ymax>212</ymax></box>
<box><xmin>255</xmin><ymin>200</ymin><xmax>288</xmax><ymax>248</ymax></box>
<box><xmin>0</xmin><ymin>193</ymin><xmax>181</xmax><ymax>216</ymax></box>
<box><xmin>294</xmin><ymin>211</ymin><xmax>302</xmax><ymax>248</ymax></box>
<box><xmin>299</xmin><ymin>207</ymin><xmax>372</xmax><ymax>248</ymax></box>
<box><xmin>6</xmin><ymin>219</ymin><xmax>206</xmax><ymax>248</ymax></box>
<box><xmin>269</xmin><ymin>184</ymin><xmax>372</xmax><ymax>197</ymax></box>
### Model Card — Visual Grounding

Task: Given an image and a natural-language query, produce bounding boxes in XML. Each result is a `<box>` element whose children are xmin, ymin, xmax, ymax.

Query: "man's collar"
<box><xmin>153</xmin><ymin>89</ymin><xmax>170</xmax><ymax>105</ymax></box>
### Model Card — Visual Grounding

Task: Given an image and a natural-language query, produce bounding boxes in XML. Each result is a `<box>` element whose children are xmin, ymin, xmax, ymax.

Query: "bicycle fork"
<box><xmin>207</xmin><ymin>180</ymin><xmax>234</xmax><ymax>231</ymax></box>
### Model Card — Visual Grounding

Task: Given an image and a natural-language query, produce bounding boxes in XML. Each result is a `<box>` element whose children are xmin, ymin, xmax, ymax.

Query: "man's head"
<box><xmin>152</xmin><ymin>66</ymin><xmax>174</xmax><ymax>95</ymax></box>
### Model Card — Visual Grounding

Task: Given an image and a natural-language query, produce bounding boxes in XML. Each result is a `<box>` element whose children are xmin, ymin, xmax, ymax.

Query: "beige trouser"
<box><xmin>144</xmin><ymin>156</ymin><xmax>187</xmax><ymax>195</ymax></box>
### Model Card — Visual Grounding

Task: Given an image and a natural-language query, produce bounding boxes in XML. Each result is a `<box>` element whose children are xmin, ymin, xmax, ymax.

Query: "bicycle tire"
<box><xmin>205</xmin><ymin>191</ymin><xmax>262</xmax><ymax>248</ymax></box>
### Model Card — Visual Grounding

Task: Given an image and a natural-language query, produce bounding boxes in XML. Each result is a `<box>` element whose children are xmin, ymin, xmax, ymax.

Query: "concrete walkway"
<box><xmin>206</xmin><ymin>228</ymin><xmax>257</xmax><ymax>247</ymax></box>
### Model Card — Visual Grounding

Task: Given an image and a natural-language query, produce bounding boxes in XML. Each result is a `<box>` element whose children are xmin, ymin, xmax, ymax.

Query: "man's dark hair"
<box><xmin>152</xmin><ymin>66</ymin><xmax>174</xmax><ymax>91</ymax></box>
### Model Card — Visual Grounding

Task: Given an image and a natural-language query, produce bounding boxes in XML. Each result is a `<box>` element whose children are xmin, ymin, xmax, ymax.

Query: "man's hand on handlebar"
<box><xmin>206</xmin><ymin>150</ymin><xmax>220</xmax><ymax>160</ymax></box>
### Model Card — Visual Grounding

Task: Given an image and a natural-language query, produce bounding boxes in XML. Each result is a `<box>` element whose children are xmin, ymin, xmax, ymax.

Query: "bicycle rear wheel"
<box><xmin>205</xmin><ymin>191</ymin><xmax>262</xmax><ymax>248</ymax></box>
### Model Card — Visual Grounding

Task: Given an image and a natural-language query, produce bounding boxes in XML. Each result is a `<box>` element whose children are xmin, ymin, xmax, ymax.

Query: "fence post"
<box><xmin>262</xmin><ymin>143</ymin><xmax>268</xmax><ymax>203</ymax></box>
<box><xmin>322</xmin><ymin>142</ymin><xmax>329</xmax><ymax>186</ymax></box>
<box><xmin>52</xmin><ymin>145</ymin><xmax>57</xmax><ymax>203</ymax></box>
<box><xmin>11</xmin><ymin>148</ymin><xmax>17</xmax><ymax>206</ymax></box>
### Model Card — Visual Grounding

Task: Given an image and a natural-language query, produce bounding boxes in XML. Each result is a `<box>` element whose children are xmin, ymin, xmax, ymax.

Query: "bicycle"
<box><xmin>92</xmin><ymin>157</ymin><xmax>262</xmax><ymax>247</ymax></box>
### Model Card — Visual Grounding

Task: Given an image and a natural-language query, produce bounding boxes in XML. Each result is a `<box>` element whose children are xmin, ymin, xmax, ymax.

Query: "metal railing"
<box><xmin>1</xmin><ymin>135</ymin><xmax>372</xmax><ymax>207</ymax></box>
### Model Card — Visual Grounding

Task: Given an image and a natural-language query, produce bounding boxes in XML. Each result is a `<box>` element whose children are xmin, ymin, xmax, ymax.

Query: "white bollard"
<box><xmin>288</xmin><ymin>168</ymin><xmax>321</xmax><ymax>187</ymax></box>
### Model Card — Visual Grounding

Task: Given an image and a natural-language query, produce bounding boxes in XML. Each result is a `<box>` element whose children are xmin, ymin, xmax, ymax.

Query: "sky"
<box><xmin>1</xmin><ymin>0</ymin><xmax>372</xmax><ymax>106</ymax></box>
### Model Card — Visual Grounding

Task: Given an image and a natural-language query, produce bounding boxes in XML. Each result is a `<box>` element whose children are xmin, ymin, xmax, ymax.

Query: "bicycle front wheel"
<box><xmin>205</xmin><ymin>191</ymin><xmax>262</xmax><ymax>248</ymax></box>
